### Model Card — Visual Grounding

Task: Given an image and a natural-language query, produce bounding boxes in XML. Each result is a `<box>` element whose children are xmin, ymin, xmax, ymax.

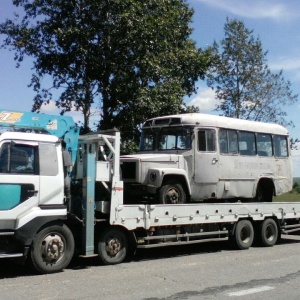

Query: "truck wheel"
<box><xmin>259</xmin><ymin>218</ymin><xmax>278</xmax><ymax>247</ymax></box>
<box><xmin>30</xmin><ymin>224</ymin><xmax>75</xmax><ymax>274</ymax></box>
<box><xmin>234</xmin><ymin>220</ymin><xmax>254</xmax><ymax>250</ymax></box>
<box><xmin>159</xmin><ymin>182</ymin><xmax>186</xmax><ymax>204</ymax></box>
<box><xmin>98</xmin><ymin>227</ymin><xmax>128</xmax><ymax>265</ymax></box>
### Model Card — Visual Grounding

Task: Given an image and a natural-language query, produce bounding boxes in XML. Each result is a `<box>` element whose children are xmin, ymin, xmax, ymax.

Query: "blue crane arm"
<box><xmin>0</xmin><ymin>109</ymin><xmax>79</xmax><ymax>164</ymax></box>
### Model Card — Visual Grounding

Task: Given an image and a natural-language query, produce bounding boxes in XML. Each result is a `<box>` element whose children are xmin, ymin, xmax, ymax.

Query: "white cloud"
<box><xmin>268</xmin><ymin>56</ymin><xmax>300</xmax><ymax>83</ymax></box>
<box><xmin>39</xmin><ymin>100</ymin><xmax>100</xmax><ymax>129</ymax></box>
<box><xmin>188</xmin><ymin>88</ymin><xmax>219</xmax><ymax>112</ymax></box>
<box><xmin>270</xmin><ymin>57</ymin><xmax>300</xmax><ymax>72</ymax></box>
<box><xmin>292</xmin><ymin>146</ymin><xmax>300</xmax><ymax>177</ymax></box>
<box><xmin>269</xmin><ymin>56</ymin><xmax>300</xmax><ymax>71</ymax></box>
<box><xmin>39</xmin><ymin>101</ymin><xmax>60</xmax><ymax>114</ymax></box>
<box><xmin>193</xmin><ymin>0</ymin><xmax>298</xmax><ymax>20</ymax></box>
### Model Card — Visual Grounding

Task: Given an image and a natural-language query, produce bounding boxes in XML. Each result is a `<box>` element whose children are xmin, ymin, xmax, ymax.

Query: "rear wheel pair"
<box><xmin>234</xmin><ymin>218</ymin><xmax>278</xmax><ymax>250</ymax></box>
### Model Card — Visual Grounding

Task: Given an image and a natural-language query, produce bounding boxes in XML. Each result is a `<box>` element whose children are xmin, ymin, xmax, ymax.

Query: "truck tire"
<box><xmin>29</xmin><ymin>224</ymin><xmax>75</xmax><ymax>274</ymax></box>
<box><xmin>159</xmin><ymin>181</ymin><xmax>186</xmax><ymax>204</ymax></box>
<box><xmin>259</xmin><ymin>218</ymin><xmax>278</xmax><ymax>247</ymax></box>
<box><xmin>98</xmin><ymin>227</ymin><xmax>128</xmax><ymax>265</ymax></box>
<box><xmin>234</xmin><ymin>220</ymin><xmax>254</xmax><ymax>250</ymax></box>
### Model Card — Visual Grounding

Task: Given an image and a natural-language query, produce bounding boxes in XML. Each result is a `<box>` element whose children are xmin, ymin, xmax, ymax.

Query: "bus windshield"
<box><xmin>140</xmin><ymin>126</ymin><xmax>192</xmax><ymax>151</ymax></box>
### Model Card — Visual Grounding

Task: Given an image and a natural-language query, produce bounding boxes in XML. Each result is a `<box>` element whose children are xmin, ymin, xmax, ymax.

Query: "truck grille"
<box><xmin>121</xmin><ymin>162</ymin><xmax>136</xmax><ymax>180</ymax></box>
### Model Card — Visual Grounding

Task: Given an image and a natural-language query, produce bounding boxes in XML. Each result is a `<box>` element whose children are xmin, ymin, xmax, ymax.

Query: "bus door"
<box><xmin>194</xmin><ymin>129</ymin><xmax>219</xmax><ymax>194</ymax></box>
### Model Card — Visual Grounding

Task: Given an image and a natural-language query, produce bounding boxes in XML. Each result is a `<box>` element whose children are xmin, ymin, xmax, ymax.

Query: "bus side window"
<box><xmin>257</xmin><ymin>134</ymin><xmax>272</xmax><ymax>157</ymax></box>
<box><xmin>198</xmin><ymin>129</ymin><xmax>216</xmax><ymax>152</ymax></box>
<box><xmin>239</xmin><ymin>131</ymin><xmax>256</xmax><ymax>156</ymax></box>
<box><xmin>228</xmin><ymin>130</ymin><xmax>238</xmax><ymax>154</ymax></box>
<box><xmin>274</xmin><ymin>135</ymin><xmax>288</xmax><ymax>157</ymax></box>
<box><xmin>219</xmin><ymin>129</ymin><xmax>228</xmax><ymax>154</ymax></box>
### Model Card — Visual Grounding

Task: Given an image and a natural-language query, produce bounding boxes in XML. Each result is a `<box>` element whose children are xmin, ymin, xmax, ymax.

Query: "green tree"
<box><xmin>207</xmin><ymin>18</ymin><xmax>297</xmax><ymax>126</ymax></box>
<box><xmin>0</xmin><ymin>0</ymin><xmax>210</xmax><ymax>137</ymax></box>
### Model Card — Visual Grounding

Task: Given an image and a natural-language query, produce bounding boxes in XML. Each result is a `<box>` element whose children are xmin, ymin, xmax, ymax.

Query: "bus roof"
<box><xmin>143</xmin><ymin>113</ymin><xmax>289</xmax><ymax>136</ymax></box>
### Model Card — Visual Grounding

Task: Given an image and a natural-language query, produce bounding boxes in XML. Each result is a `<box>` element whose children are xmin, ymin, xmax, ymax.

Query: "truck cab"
<box><xmin>0</xmin><ymin>131</ymin><xmax>69</xmax><ymax>264</ymax></box>
<box><xmin>120</xmin><ymin>116</ymin><xmax>193</xmax><ymax>204</ymax></box>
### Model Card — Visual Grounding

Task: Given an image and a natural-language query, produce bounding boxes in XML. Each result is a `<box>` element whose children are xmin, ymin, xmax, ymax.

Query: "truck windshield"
<box><xmin>140</xmin><ymin>127</ymin><xmax>192</xmax><ymax>151</ymax></box>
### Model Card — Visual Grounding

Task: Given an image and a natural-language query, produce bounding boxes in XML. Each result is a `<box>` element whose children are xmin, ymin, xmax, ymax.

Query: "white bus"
<box><xmin>120</xmin><ymin>113</ymin><xmax>292</xmax><ymax>203</ymax></box>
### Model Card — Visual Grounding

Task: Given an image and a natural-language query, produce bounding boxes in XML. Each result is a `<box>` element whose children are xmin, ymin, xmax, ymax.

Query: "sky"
<box><xmin>0</xmin><ymin>0</ymin><xmax>300</xmax><ymax>175</ymax></box>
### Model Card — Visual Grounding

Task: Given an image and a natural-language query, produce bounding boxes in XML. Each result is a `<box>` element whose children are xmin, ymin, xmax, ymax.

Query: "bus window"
<box><xmin>239</xmin><ymin>132</ymin><xmax>256</xmax><ymax>156</ymax></box>
<box><xmin>274</xmin><ymin>135</ymin><xmax>288</xmax><ymax>157</ymax></box>
<box><xmin>159</xmin><ymin>127</ymin><xmax>192</xmax><ymax>150</ymax></box>
<box><xmin>159</xmin><ymin>133</ymin><xmax>176</xmax><ymax>150</ymax></box>
<box><xmin>219</xmin><ymin>129</ymin><xmax>237</xmax><ymax>154</ymax></box>
<box><xmin>219</xmin><ymin>129</ymin><xmax>228</xmax><ymax>154</ymax></box>
<box><xmin>140</xmin><ymin>132</ymin><xmax>155</xmax><ymax>151</ymax></box>
<box><xmin>198</xmin><ymin>129</ymin><xmax>215</xmax><ymax>152</ymax></box>
<box><xmin>228</xmin><ymin>130</ymin><xmax>238</xmax><ymax>154</ymax></box>
<box><xmin>257</xmin><ymin>134</ymin><xmax>272</xmax><ymax>157</ymax></box>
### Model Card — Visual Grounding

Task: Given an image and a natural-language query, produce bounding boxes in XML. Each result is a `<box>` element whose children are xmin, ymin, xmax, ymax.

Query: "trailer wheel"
<box><xmin>98</xmin><ymin>227</ymin><xmax>128</xmax><ymax>265</ymax></box>
<box><xmin>234</xmin><ymin>220</ymin><xmax>254</xmax><ymax>250</ymax></box>
<box><xmin>159</xmin><ymin>181</ymin><xmax>186</xmax><ymax>204</ymax></box>
<box><xmin>29</xmin><ymin>224</ymin><xmax>74</xmax><ymax>274</ymax></box>
<box><xmin>259</xmin><ymin>218</ymin><xmax>278</xmax><ymax>247</ymax></box>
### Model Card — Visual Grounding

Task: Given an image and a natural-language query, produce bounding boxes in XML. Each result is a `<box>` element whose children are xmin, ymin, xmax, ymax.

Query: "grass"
<box><xmin>272</xmin><ymin>177</ymin><xmax>300</xmax><ymax>202</ymax></box>
<box><xmin>274</xmin><ymin>192</ymin><xmax>300</xmax><ymax>202</ymax></box>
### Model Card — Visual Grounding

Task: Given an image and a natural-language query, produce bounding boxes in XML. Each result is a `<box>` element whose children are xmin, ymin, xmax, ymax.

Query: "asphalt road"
<box><xmin>0</xmin><ymin>235</ymin><xmax>300</xmax><ymax>300</ymax></box>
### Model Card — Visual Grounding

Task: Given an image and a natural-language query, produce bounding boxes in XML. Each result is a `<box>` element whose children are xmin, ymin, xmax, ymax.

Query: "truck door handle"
<box><xmin>28</xmin><ymin>190</ymin><xmax>38</xmax><ymax>196</ymax></box>
<box><xmin>212</xmin><ymin>158</ymin><xmax>218</xmax><ymax>164</ymax></box>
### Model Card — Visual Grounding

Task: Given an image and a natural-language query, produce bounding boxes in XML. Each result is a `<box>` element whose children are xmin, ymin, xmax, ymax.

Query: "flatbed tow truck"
<box><xmin>0</xmin><ymin>109</ymin><xmax>299</xmax><ymax>273</ymax></box>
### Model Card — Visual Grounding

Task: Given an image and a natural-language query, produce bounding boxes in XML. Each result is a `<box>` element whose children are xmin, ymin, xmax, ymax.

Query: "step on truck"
<box><xmin>0</xmin><ymin>109</ymin><xmax>299</xmax><ymax>274</ymax></box>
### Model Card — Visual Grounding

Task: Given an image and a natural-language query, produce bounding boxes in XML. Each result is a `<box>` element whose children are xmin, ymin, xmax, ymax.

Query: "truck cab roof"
<box><xmin>0</xmin><ymin>131</ymin><xmax>59</xmax><ymax>143</ymax></box>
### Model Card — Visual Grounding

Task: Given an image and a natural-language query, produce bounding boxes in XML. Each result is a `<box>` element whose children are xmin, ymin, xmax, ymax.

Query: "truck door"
<box><xmin>194</xmin><ymin>128</ymin><xmax>219</xmax><ymax>198</ymax></box>
<box><xmin>0</xmin><ymin>141</ymin><xmax>40</xmax><ymax>229</ymax></box>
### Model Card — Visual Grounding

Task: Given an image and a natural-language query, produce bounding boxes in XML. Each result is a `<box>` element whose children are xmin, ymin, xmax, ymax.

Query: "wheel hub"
<box><xmin>41</xmin><ymin>234</ymin><xmax>65</xmax><ymax>263</ymax></box>
<box><xmin>106</xmin><ymin>238</ymin><xmax>121</xmax><ymax>256</ymax></box>
<box><xmin>240</xmin><ymin>226</ymin><xmax>251</xmax><ymax>243</ymax></box>
<box><xmin>166</xmin><ymin>188</ymin><xmax>179</xmax><ymax>204</ymax></box>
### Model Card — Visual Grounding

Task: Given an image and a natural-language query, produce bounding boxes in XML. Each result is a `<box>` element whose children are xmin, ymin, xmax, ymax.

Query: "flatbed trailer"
<box><xmin>108</xmin><ymin>202</ymin><xmax>300</xmax><ymax>248</ymax></box>
<box><xmin>0</xmin><ymin>109</ymin><xmax>300</xmax><ymax>273</ymax></box>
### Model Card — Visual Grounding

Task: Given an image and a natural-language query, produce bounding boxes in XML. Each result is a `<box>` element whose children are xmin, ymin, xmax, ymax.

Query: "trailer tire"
<box><xmin>234</xmin><ymin>220</ymin><xmax>254</xmax><ymax>250</ymax></box>
<box><xmin>259</xmin><ymin>218</ymin><xmax>278</xmax><ymax>247</ymax></box>
<box><xmin>29</xmin><ymin>224</ymin><xmax>75</xmax><ymax>274</ymax></box>
<box><xmin>159</xmin><ymin>181</ymin><xmax>186</xmax><ymax>204</ymax></box>
<box><xmin>98</xmin><ymin>227</ymin><xmax>128</xmax><ymax>265</ymax></box>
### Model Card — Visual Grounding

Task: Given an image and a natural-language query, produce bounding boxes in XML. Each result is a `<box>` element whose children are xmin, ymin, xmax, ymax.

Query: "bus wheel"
<box><xmin>234</xmin><ymin>220</ymin><xmax>254</xmax><ymax>250</ymax></box>
<box><xmin>98</xmin><ymin>227</ymin><xmax>128</xmax><ymax>265</ymax></box>
<box><xmin>158</xmin><ymin>181</ymin><xmax>186</xmax><ymax>204</ymax></box>
<box><xmin>255</xmin><ymin>182</ymin><xmax>273</xmax><ymax>202</ymax></box>
<box><xmin>29</xmin><ymin>224</ymin><xmax>75</xmax><ymax>274</ymax></box>
<box><xmin>259</xmin><ymin>218</ymin><xmax>278</xmax><ymax>247</ymax></box>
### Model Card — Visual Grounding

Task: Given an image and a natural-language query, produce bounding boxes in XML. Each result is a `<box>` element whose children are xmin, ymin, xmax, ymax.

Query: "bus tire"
<box><xmin>255</xmin><ymin>181</ymin><xmax>273</xmax><ymax>202</ymax></box>
<box><xmin>158</xmin><ymin>181</ymin><xmax>186</xmax><ymax>204</ymax></box>
<box><xmin>29</xmin><ymin>224</ymin><xmax>75</xmax><ymax>274</ymax></box>
<box><xmin>98</xmin><ymin>227</ymin><xmax>128</xmax><ymax>265</ymax></box>
<box><xmin>234</xmin><ymin>220</ymin><xmax>254</xmax><ymax>250</ymax></box>
<box><xmin>259</xmin><ymin>218</ymin><xmax>278</xmax><ymax>247</ymax></box>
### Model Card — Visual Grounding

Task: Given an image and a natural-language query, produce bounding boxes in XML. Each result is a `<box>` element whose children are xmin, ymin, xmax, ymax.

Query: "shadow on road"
<box><xmin>0</xmin><ymin>235</ymin><xmax>299</xmax><ymax>278</ymax></box>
